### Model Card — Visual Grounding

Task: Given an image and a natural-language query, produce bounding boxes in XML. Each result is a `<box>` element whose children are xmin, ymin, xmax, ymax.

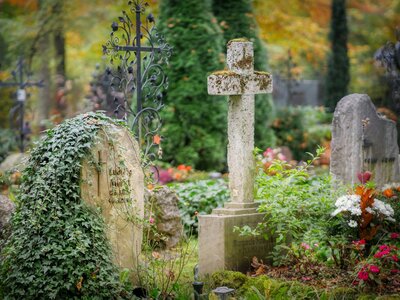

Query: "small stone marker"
<box><xmin>199</xmin><ymin>39</ymin><xmax>273</xmax><ymax>275</ymax></box>
<box><xmin>81</xmin><ymin>123</ymin><xmax>144</xmax><ymax>272</ymax></box>
<box><xmin>331</xmin><ymin>94</ymin><xmax>400</xmax><ymax>187</ymax></box>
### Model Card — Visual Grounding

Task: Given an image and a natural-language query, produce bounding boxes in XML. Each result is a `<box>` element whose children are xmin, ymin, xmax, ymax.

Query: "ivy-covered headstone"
<box><xmin>0</xmin><ymin>113</ymin><xmax>143</xmax><ymax>299</ymax></box>
<box><xmin>81</xmin><ymin>120</ymin><xmax>144</xmax><ymax>271</ymax></box>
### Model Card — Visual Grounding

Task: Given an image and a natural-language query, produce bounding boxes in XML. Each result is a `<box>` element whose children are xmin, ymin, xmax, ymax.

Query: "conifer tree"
<box><xmin>158</xmin><ymin>0</ymin><xmax>227</xmax><ymax>170</ymax></box>
<box><xmin>325</xmin><ymin>0</ymin><xmax>350</xmax><ymax>110</ymax></box>
<box><xmin>212</xmin><ymin>0</ymin><xmax>276</xmax><ymax>148</ymax></box>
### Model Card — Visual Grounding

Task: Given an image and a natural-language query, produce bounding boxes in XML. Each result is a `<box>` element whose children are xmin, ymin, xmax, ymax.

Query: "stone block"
<box><xmin>198</xmin><ymin>209</ymin><xmax>273</xmax><ymax>275</ymax></box>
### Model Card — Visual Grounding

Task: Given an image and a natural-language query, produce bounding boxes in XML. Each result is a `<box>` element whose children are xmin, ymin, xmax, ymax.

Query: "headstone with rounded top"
<box><xmin>330</xmin><ymin>94</ymin><xmax>400</xmax><ymax>187</ymax></box>
<box><xmin>80</xmin><ymin>123</ymin><xmax>144</xmax><ymax>272</ymax></box>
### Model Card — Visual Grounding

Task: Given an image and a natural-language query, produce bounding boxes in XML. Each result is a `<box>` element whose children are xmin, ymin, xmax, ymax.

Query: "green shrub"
<box><xmin>170</xmin><ymin>179</ymin><xmax>229</xmax><ymax>235</ymax></box>
<box><xmin>0</xmin><ymin>113</ymin><xmax>124</xmax><ymax>299</ymax></box>
<box><xmin>271</xmin><ymin>106</ymin><xmax>331</xmax><ymax>161</ymax></box>
<box><xmin>159</xmin><ymin>0</ymin><xmax>227</xmax><ymax>171</ymax></box>
<box><xmin>238</xmin><ymin>148</ymin><xmax>346</xmax><ymax>265</ymax></box>
<box><xmin>0</xmin><ymin>128</ymin><xmax>17</xmax><ymax>164</ymax></box>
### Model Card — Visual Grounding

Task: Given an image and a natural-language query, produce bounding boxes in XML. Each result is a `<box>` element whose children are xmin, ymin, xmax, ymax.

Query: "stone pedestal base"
<box><xmin>198</xmin><ymin>203</ymin><xmax>273</xmax><ymax>275</ymax></box>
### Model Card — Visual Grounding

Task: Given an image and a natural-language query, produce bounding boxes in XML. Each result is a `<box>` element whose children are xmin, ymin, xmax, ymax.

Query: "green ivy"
<box><xmin>0</xmin><ymin>113</ymin><xmax>126</xmax><ymax>299</ymax></box>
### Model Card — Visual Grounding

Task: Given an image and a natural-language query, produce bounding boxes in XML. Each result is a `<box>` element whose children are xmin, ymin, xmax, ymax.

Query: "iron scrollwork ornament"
<box><xmin>103</xmin><ymin>0</ymin><xmax>172</xmax><ymax>167</ymax></box>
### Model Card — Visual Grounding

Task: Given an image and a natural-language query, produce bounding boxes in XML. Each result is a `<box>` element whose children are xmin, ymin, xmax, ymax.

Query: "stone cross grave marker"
<box><xmin>331</xmin><ymin>94</ymin><xmax>400</xmax><ymax>187</ymax></box>
<box><xmin>81</xmin><ymin>123</ymin><xmax>144</xmax><ymax>274</ymax></box>
<box><xmin>199</xmin><ymin>39</ymin><xmax>273</xmax><ymax>275</ymax></box>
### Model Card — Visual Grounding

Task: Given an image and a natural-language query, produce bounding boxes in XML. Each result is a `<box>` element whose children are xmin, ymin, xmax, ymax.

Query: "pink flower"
<box><xmin>301</xmin><ymin>242</ymin><xmax>310</xmax><ymax>250</ymax></box>
<box><xmin>374</xmin><ymin>250</ymin><xmax>390</xmax><ymax>258</ymax></box>
<box><xmin>391</xmin><ymin>269</ymin><xmax>400</xmax><ymax>274</ymax></box>
<box><xmin>357</xmin><ymin>171</ymin><xmax>372</xmax><ymax>184</ymax></box>
<box><xmin>149</xmin><ymin>217</ymin><xmax>155</xmax><ymax>224</ymax></box>
<box><xmin>277</xmin><ymin>153</ymin><xmax>287</xmax><ymax>161</ymax></box>
<box><xmin>301</xmin><ymin>276</ymin><xmax>312</xmax><ymax>281</ymax></box>
<box><xmin>392</xmin><ymin>255</ymin><xmax>399</xmax><ymax>262</ymax></box>
<box><xmin>379</xmin><ymin>245</ymin><xmax>391</xmax><ymax>252</ymax></box>
<box><xmin>369</xmin><ymin>265</ymin><xmax>380</xmax><ymax>273</ymax></box>
<box><xmin>357</xmin><ymin>271</ymin><xmax>369</xmax><ymax>281</ymax></box>
<box><xmin>391</xmin><ymin>233</ymin><xmax>400</xmax><ymax>239</ymax></box>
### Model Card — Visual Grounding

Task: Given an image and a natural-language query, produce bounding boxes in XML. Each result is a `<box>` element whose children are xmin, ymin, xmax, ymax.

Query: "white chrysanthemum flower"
<box><xmin>365</xmin><ymin>207</ymin><xmax>374</xmax><ymax>214</ymax></box>
<box><xmin>382</xmin><ymin>182</ymin><xmax>400</xmax><ymax>191</ymax></box>
<box><xmin>348</xmin><ymin>220</ymin><xmax>358</xmax><ymax>227</ymax></box>
<box><xmin>332</xmin><ymin>195</ymin><xmax>362</xmax><ymax>216</ymax></box>
<box><xmin>372</xmin><ymin>199</ymin><xmax>395</xmax><ymax>221</ymax></box>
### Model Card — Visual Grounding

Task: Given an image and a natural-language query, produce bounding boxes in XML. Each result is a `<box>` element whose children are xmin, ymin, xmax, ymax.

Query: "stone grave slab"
<box><xmin>331</xmin><ymin>93</ymin><xmax>400</xmax><ymax>187</ymax></box>
<box><xmin>81</xmin><ymin>123</ymin><xmax>144</xmax><ymax>271</ymax></box>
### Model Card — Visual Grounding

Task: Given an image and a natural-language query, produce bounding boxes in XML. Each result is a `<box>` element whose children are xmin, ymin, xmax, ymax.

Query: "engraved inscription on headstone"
<box><xmin>81</xmin><ymin>123</ymin><xmax>144</xmax><ymax>271</ymax></box>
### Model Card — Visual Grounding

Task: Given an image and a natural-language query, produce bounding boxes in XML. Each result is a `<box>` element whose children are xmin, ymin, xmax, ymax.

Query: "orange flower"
<box><xmin>383</xmin><ymin>189</ymin><xmax>395</xmax><ymax>198</ymax></box>
<box><xmin>355</xmin><ymin>185</ymin><xmax>378</xmax><ymax>240</ymax></box>
<box><xmin>177</xmin><ymin>164</ymin><xmax>186</xmax><ymax>171</ymax></box>
<box><xmin>173</xmin><ymin>173</ymin><xmax>182</xmax><ymax>180</ymax></box>
<box><xmin>153</xmin><ymin>134</ymin><xmax>161</xmax><ymax>145</ymax></box>
<box><xmin>185</xmin><ymin>165</ymin><xmax>192</xmax><ymax>172</ymax></box>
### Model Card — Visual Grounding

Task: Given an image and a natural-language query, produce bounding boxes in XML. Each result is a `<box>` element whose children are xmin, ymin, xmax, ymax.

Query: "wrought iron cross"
<box><xmin>0</xmin><ymin>57</ymin><xmax>44</xmax><ymax>152</ymax></box>
<box><xmin>103</xmin><ymin>0</ymin><xmax>172</xmax><ymax>164</ymax></box>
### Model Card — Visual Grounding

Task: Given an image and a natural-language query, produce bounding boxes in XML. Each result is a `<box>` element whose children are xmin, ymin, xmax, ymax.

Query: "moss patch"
<box><xmin>227</xmin><ymin>38</ymin><xmax>250</xmax><ymax>46</ymax></box>
<box><xmin>211</xmin><ymin>70</ymin><xmax>240</xmax><ymax>77</ymax></box>
<box><xmin>208</xmin><ymin>270</ymin><xmax>399</xmax><ymax>299</ymax></box>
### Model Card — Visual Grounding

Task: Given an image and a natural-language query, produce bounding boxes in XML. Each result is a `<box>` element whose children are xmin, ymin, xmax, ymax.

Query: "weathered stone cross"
<box><xmin>208</xmin><ymin>39</ymin><xmax>272</xmax><ymax>208</ymax></box>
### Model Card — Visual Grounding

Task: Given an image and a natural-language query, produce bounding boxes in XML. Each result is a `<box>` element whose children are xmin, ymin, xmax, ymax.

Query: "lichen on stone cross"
<box><xmin>207</xmin><ymin>39</ymin><xmax>272</xmax><ymax>205</ymax></box>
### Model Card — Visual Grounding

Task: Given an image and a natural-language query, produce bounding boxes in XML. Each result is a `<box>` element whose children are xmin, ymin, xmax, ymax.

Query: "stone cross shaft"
<box><xmin>208</xmin><ymin>40</ymin><xmax>272</xmax><ymax>205</ymax></box>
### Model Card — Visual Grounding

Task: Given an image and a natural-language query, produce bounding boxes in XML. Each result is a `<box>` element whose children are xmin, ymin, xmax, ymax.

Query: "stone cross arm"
<box><xmin>207</xmin><ymin>40</ymin><xmax>272</xmax><ymax>96</ymax></box>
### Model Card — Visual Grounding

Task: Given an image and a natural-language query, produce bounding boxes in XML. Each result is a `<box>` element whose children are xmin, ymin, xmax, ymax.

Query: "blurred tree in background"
<box><xmin>158</xmin><ymin>0</ymin><xmax>227</xmax><ymax>171</ymax></box>
<box><xmin>325</xmin><ymin>0</ymin><xmax>350</xmax><ymax>110</ymax></box>
<box><xmin>212</xmin><ymin>0</ymin><xmax>276</xmax><ymax>149</ymax></box>
<box><xmin>0</xmin><ymin>0</ymin><xmax>399</xmax><ymax>168</ymax></box>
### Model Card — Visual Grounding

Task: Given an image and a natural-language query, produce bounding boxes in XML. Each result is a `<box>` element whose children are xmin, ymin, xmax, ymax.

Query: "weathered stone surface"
<box><xmin>80</xmin><ymin>124</ymin><xmax>144</xmax><ymax>271</ymax></box>
<box><xmin>331</xmin><ymin>94</ymin><xmax>400</xmax><ymax>187</ymax></box>
<box><xmin>208</xmin><ymin>71</ymin><xmax>272</xmax><ymax>96</ymax></box>
<box><xmin>200</xmin><ymin>39</ymin><xmax>274</xmax><ymax>275</ymax></box>
<box><xmin>198</xmin><ymin>212</ymin><xmax>273</xmax><ymax>274</ymax></box>
<box><xmin>0</xmin><ymin>195</ymin><xmax>15</xmax><ymax>250</ymax></box>
<box><xmin>0</xmin><ymin>153</ymin><xmax>28</xmax><ymax>172</ymax></box>
<box><xmin>145</xmin><ymin>186</ymin><xmax>183</xmax><ymax>249</ymax></box>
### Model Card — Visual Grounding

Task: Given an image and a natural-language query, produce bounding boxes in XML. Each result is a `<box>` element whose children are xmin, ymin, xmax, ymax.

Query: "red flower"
<box><xmin>391</xmin><ymin>233</ymin><xmax>400</xmax><ymax>239</ymax></box>
<box><xmin>358</xmin><ymin>271</ymin><xmax>369</xmax><ymax>281</ymax></box>
<box><xmin>391</xmin><ymin>269</ymin><xmax>400</xmax><ymax>274</ymax></box>
<box><xmin>353</xmin><ymin>239</ymin><xmax>366</xmax><ymax>246</ymax></box>
<box><xmin>369</xmin><ymin>265</ymin><xmax>380</xmax><ymax>273</ymax></box>
<box><xmin>392</xmin><ymin>255</ymin><xmax>399</xmax><ymax>262</ymax></box>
